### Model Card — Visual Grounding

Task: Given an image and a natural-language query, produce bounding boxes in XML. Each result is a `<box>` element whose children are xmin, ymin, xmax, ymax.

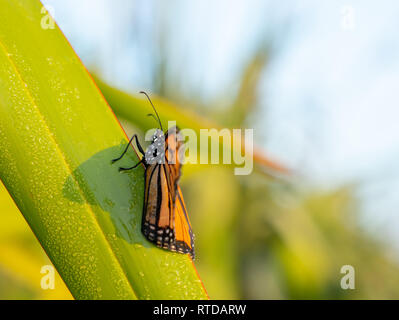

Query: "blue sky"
<box><xmin>42</xmin><ymin>0</ymin><xmax>399</xmax><ymax>244</ymax></box>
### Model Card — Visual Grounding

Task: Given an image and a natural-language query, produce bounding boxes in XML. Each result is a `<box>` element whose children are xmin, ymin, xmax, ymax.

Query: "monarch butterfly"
<box><xmin>112</xmin><ymin>92</ymin><xmax>195</xmax><ymax>259</ymax></box>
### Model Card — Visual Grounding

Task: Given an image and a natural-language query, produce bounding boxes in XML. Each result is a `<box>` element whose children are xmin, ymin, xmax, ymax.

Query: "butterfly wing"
<box><xmin>174</xmin><ymin>186</ymin><xmax>195</xmax><ymax>258</ymax></box>
<box><xmin>141</xmin><ymin>126</ymin><xmax>195</xmax><ymax>259</ymax></box>
<box><xmin>142</xmin><ymin>163</ymin><xmax>174</xmax><ymax>247</ymax></box>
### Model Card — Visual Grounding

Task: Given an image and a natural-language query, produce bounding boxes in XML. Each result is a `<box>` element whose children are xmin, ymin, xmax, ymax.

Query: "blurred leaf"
<box><xmin>224</xmin><ymin>49</ymin><xmax>269</xmax><ymax>127</ymax></box>
<box><xmin>241</xmin><ymin>180</ymin><xmax>399</xmax><ymax>299</ymax></box>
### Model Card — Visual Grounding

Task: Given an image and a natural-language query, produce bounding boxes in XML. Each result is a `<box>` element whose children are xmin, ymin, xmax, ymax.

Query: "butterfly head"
<box><xmin>151</xmin><ymin>129</ymin><xmax>164</xmax><ymax>143</ymax></box>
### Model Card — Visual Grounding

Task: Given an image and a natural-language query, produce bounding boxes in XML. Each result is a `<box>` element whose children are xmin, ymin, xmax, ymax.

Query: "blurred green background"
<box><xmin>1</xmin><ymin>0</ymin><xmax>399</xmax><ymax>299</ymax></box>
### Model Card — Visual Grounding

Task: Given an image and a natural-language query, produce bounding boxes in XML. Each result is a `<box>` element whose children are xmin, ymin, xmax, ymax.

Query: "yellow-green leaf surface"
<box><xmin>0</xmin><ymin>0</ymin><xmax>207</xmax><ymax>299</ymax></box>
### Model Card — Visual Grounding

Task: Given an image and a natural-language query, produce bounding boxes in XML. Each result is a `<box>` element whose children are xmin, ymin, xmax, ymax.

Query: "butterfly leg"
<box><xmin>118</xmin><ymin>157</ymin><xmax>145</xmax><ymax>171</ymax></box>
<box><xmin>112</xmin><ymin>134</ymin><xmax>145</xmax><ymax>164</ymax></box>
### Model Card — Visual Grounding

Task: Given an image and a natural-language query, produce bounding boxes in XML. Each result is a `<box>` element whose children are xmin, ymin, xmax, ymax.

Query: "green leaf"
<box><xmin>0</xmin><ymin>0</ymin><xmax>207</xmax><ymax>299</ymax></box>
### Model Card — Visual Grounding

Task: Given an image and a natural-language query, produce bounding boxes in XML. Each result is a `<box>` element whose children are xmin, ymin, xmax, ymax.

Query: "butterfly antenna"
<box><xmin>140</xmin><ymin>91</ymin><xmax>163</xmax><ymax>131</ymax></box>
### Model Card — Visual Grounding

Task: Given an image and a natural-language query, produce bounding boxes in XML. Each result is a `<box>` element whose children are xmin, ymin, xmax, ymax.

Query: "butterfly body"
<box><xmin>141</xmin><ymin>126</ymin><xmax>194</xmax><ymax>258</ymax></box>
<box><xmin>113</xmin><ymin>122</ymin><xmax>195</xmax><ymax>259</ymax></box>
